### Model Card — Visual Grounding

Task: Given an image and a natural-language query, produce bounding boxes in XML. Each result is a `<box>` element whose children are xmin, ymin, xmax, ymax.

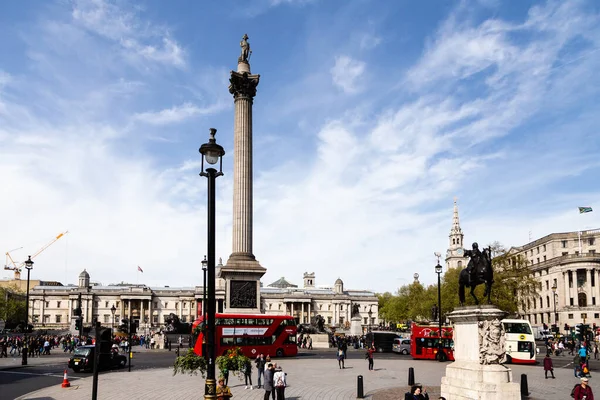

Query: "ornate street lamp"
<box><xmin>22</xmin><ymin>256</ymin><xmax>34</xmax><ymax>365</ymax></box>
<box><xmin>435</xmin><ymin>260</ymin><xmax>443</xmax><ymax>362</ymax></box>
<box><xmin>551</xmin><ymin>283</ymin><xmax>558</xmax><ymax>325</ymax></box>
<box><xmin>202</xmin><ymin>255</ymin><xmax>208</xmax><ymax>324</ymax></box>
<box><xmin>111</xmin><ymin>304</ymin><xmax>117</xmax><ymax>336</ymax></box>
<box><xmin>199</xmin><ymin>128</ymin><xmax>225</xmax><ymax>400</ymax></box>
<box><xmin>367</xmin><ymin>306</ymin><xmax>373</xmax><ymax>333</ymax></box>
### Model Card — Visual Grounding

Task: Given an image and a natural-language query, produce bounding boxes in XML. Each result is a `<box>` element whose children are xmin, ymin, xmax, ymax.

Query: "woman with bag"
<box><xmin>273</xmin><ymin>365</ymin><xmax>287</xmax><ymax>400</ymax></box>
<box><xmin>337</xmin><ymin>348</ymin><xmax>345</xmax><ymax>369</ymax></box>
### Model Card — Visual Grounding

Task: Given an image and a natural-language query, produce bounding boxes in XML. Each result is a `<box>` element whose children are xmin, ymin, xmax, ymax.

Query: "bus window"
<box><xmin>283</xmin><ymin>334</ymin><xmax>296</xmax><ymax>345</ymax></box>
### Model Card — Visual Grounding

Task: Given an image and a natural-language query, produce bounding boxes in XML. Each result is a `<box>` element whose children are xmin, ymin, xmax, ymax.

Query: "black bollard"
<box><xmin>520</xmin><ymin>374</ymin><xmax>529</xmax><ymax>397</ymax></box>
<box><xmin>168</xmin><ymin>340</ymin><xmax>172</xmax><ymax>351</ymax></box>
<box><xmin>357</xmin><ymin>375</ymin><xmax>364</xmax><ymax>399</ymax></box>
<box><xmin>408</xmin><ymin>367</ymin><xmax>415</xmax><ymax>386</ymax></box>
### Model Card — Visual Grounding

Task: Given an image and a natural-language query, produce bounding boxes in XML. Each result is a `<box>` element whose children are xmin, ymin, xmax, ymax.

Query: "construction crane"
<box><xmin>4</xmin><ymin>231</ymin><xmax>69</xmax><ymax>279</ymax></box>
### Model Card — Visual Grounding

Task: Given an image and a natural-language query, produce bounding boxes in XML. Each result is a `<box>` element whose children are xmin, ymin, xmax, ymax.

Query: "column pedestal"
<box><xmin>441</xmin><ymin>305</ymin><xmax>520</xmax><ymax>400</ymax></box>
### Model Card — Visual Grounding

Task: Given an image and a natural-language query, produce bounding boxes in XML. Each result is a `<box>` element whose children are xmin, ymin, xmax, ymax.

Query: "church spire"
<box><xmin>449</xmin><ymin>197</ymin><xmax>464</xmax><ymax>249</ymax></box>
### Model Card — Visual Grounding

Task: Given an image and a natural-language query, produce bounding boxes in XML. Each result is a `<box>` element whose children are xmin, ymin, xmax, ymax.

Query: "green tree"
<box><xmin>0</xmin><ymin>285</ymin><xmax>26</xmax><ymax>326</ymax></box>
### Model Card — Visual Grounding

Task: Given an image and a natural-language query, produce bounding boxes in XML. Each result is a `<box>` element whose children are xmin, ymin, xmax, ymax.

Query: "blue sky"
<box><xmin>1</xmin><ymin>0</ymin><xmax>599</xmax><ymax>292</ymax></box>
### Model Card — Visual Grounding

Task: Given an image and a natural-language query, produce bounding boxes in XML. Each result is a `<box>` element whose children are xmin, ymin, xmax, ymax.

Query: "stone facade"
<box><xmin>510</xmin><ymin>228</ymin><xmax>600</xmax><ymax>327</ymax></box>
<box><xmin>25</xmin><ymin>267</ymin><xmax>378</xmax><ymax>332</ymax></box>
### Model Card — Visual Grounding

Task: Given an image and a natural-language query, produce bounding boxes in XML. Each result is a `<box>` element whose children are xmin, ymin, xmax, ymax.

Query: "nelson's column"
<box><xmin>219</xmin><ymin>34</ymin><xmax>266</xmax><ymax>313</ymax></box>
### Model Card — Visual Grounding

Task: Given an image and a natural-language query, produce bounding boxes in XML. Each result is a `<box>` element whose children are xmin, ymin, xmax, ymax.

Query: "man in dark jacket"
<box><xmin>255</xmin><ymin>354</ymin><xmax>266</xmax><ymax>388</ymax></box>
<box><xmin>263</xmin><ymin>363</ymin><xmax>275</xmax><ymax>400</ymax></box>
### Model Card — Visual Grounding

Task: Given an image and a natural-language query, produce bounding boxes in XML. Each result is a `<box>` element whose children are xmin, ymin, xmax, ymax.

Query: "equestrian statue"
<box><xmin>459</xmin><ymin>242</ymin><xmax>494</xmax><ymax>305</ymax></box>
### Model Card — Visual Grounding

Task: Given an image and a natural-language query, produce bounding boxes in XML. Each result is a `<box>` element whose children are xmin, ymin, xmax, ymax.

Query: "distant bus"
<box><xmin>410</xmin><ymin>323</ymin><xmax>455</xmax><ymax>362</ymax></box>
<box><xmin>502</xmin><ymin>319</ymin><xmax>536</xmax><ymax>364</ymax></box>
<box><xmin>365</xmin><ymin>331</ymin><xmax>401</xmax><ymax>353</ymax></box>
<box><xmin>192</xmin><ymin>313</ymin><xmax>298</xmax><ymax>358</ymax></box>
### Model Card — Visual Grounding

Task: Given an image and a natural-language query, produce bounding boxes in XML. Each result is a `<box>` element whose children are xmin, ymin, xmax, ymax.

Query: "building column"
<box><xmin>120</xmin><ymin>299</ymin><xmax>124</xmax><ymax>321</ymax></box>
<box><xmin>148</xmin><ymin>299</ymin><xmax>153</xmax><ymax>326</ymax></box>
<box><xmin>140</xmin><ymin>300</ymin><xmax>144</xmax><ymax>322</ymax></box>
<box><xmin>563</xmin><ymin>272</ymin><xmax>570</xmax><ymax>307</ymax></box>
<box><xmin>301</xmin><ymin>303</ymin><xmax>305</xmax><ymax>324</ymax></box>
<box><xmin>586</xmin><ymin>268</ymin><xmax>593</xmax><ymax>306</ymax></box>
<box><xmin>128</xmin><ymin>300</ymin><xmax>132</xmax><ymax>320</ymax></box>
<box><xmin>308</xmin><ymin>302</ymin><xmax>311</xmax><ymax>323</ymax></box>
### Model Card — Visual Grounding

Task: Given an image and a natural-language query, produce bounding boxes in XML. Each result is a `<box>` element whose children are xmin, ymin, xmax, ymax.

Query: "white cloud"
<box><xmin>330</xmin><ymin>55</ymin><xmax>366</xmax><ymax>94</ymax></box>
<box><xmin>359</xmin><ymin>33</ymin><xmax>382</xmax><ymax>50</ymax></box>
<box><xmin>133</xmin><ymin>102</ymin><xmax>227</xmax><ymax>125</ymax></box>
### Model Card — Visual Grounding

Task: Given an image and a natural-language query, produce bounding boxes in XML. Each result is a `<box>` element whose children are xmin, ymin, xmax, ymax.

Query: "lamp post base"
<box><xmin>204</xmin><ymin>378</ymin><xmax>217</xmax><ymax>399</ymax></box>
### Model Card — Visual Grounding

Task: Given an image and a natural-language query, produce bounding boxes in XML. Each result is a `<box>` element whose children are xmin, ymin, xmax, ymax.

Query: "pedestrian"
<box><xmin>595</xmin><ymin>344</ymin><xmax>599</xmax><ymax>360</ymax></box>
<box><xmin>307</xmin><ymin>335</ymin><xmax>313</xmax><ymax>350</ymax></box>
<box><xmin>263</xmin><ymin>363</ymin><xmax>275</xmax><ymax>400</ymax></box>
<box><xmin>216</xmin><ymin>377</ymin><xmax>233</xmax><ymax>400</ymax></box>
<box><xmin>404</xmin><ymin>385</ymin><xmax>429</xmax><ymax>400</ymax></box>
<box><xmin>273</xmin><ymin>364</ymin><xmax>287</xmax><ymax>400</ymax></box>
<box><xmin>366</xmin><ymin>345</ymin><xmax>375</xmax><ymax>371</ymax></box>
<box><xmin>574</xmin><ymin>377</ymin><xmax>595</xmax><ymax>400</ymax></box>
<box><xmin>255</xmin><ymin>353</ymin><xmax>265</xmax><ymax>388</ymax></box>
<box><xmin>244</xmin><ymin>359</ymin><xmax>253</xmax><ymax>389</ymax></box>
<box><xmin>574</xmin><ymin>354</ymin><xmax>582</xmax><ymax>377</ymax></box>
<box><xmin>337</xmin><ymin>348</ymin><xmax>345</xmax><ymax>369</ymax></box>
<box><xmin>543</xmin><ymin>353</ymin><xmax>555</xmax><ymax>379</ymax></box>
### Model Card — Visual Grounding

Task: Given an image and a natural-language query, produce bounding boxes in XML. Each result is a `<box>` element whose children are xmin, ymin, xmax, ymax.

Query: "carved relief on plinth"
<box><xmin>229</xmin><ymin>72</ymin><xmax>260</xmax><ymax>99</ymax></box>
<box><xmin>478</xmin><ymin>318</ymin><xmax>506</xmax><ymax>364</ymax></box>
<box><xmin>230</xmin><ymin>280</ymin><xmax>257</xmax><ymax>308</ymax></box>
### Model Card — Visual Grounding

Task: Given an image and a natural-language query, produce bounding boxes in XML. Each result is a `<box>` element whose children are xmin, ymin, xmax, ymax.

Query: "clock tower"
<box><xmin>445</xmin><ymin>198</ymin><xmax>468</xmax><ymax>270</ymax></box>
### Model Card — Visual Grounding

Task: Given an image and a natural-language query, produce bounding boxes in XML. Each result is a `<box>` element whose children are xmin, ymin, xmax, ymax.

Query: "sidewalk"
<box><xmin>17</xmin><ymin>357</ymin><xmax>584</xmax><ymax>400</ymax></box>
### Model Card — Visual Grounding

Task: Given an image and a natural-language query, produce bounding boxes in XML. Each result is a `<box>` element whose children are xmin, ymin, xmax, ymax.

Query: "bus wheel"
<box><xmin>437</xmin><ymin>352</ymin><xmax>447</xmax><ymax>362</ymax></box>
<box><xmin>276</xmin><ymin>348</ymin><xmax>284</xmax><ymax>357</ymax></box>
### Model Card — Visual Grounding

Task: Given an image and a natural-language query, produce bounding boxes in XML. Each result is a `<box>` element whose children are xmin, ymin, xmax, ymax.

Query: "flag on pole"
<box><xmin>579</xmin><ymin>207</ymin><xmax>593</xmax><ymax>214</ymax></box>
<box><xmin>137</xmin><ymin>266</ymin><xmax>144</xmax><ymax>273</ymax></box>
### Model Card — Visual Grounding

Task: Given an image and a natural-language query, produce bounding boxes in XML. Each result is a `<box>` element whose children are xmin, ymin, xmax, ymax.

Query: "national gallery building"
<box><xmin>20</xmin><ymin>263</ymin><xmax>378</xmax><ymax>334</ymax></box>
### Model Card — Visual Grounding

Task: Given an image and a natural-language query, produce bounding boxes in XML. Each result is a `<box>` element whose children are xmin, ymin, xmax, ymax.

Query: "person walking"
<box><xmin>263</xmin><ymin>363</ymin><xmax>275</xmax><ymax>400</ymax></box>
<box><xmin>273</xmin><ymin>364</ymin><xmax>287</xmax><ymax>400</ymax></box>
<box><xmin>543</xmin><ymin>353</ymin><xmax>555</xmax><ymax>379</ymax></box>
<box><xmin>337</xmin><ymin>348</ymin><xmax>345</xmax><ymax>369</ymax></box>
<box><xmin>367</xmin><ymin>345</ymin><xmax>375</xmax><ymax>371</ymax></box>
<box><xmin>244</xmin><ymin>359</ymin><xmax>253</xmax><ymax>389</ymax></box>
<box><xmin>255</xmin><ymin>353</ymin><xmax>266</xmax><ymax>388</ymax></box>
<box><xmin>574</xmin><ymin>377</ymin><xmax>595</xmax><ymax>400</ymax></box>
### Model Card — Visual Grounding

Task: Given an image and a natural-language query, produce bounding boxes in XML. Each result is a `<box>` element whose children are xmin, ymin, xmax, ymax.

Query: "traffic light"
<box><xmin>119</xmin><ymin>318</ymin><xmax>129</xmax><ymax>334</ymax></box>
<box><xmin>130</xmin><ymin>320</ymin><xmax>138</xmax><ymax>334</ymax></box>
<box><xmin>575</xmin><ymin>324</ymin><xmax>582</xmax><ymax>338</ymax></box>
<box><xmin>564</xmin><ymin>323</ymin><xmax>570</xmax><ymax>332</ymax></box>
<box><xmin>75</xmin><ymin>317</ymin><xmax>83</xmax><ymax>331</ymax></box>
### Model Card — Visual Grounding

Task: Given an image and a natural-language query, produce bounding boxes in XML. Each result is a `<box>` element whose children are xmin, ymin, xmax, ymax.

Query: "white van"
<box><xmin>392</xmin><ymin>338</ymin><xmax>411</xmax><ymax>354</ymax></box>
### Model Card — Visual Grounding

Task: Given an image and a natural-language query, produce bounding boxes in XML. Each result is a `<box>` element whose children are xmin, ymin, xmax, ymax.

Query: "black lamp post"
<box><xmin>202</xmin><ymin>255</ymin><xmax>208</xmax><ymax>323</ymax></box>
<box><xmin>551</xmin><ymin>283</ymin><xmax>558</xmax><ymax>325</ymax></box>
<box><xmin>367</xmin><ymin>306</ymin><xmax>373</xmax><ymax>333</ymax></box>
<box><xmin>435</xmin><ymin>261</ymin><xmax>443</xmax><ymax>362</ymax></box>
<box><xmin>111</xmin><ymin>304</ymin><xmax>117</xmax><ymax>336</ymax></box>
<box><xmin>199</xmin><ymin>128</ymin><xmax>225</xmax><ymax>400</ymax></box>
<box><xmin>22</xmin><ymin>256</ymin><xmax>34</xmax><ymax>366</ymax></box>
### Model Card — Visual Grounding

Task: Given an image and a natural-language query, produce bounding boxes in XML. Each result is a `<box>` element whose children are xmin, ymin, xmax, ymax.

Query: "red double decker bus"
<box><xmin>410</xmin><ymin>323</ymin><xmax>455</xmax><ymax>362</ymax></box>
<box><xmin>192</xmin><ymin>313</ymin><xmax>298</xmax><ymax>358</ymax></box>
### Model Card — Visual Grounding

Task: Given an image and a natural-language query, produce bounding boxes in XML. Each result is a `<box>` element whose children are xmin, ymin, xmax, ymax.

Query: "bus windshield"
<box><xmin>504</xmin><ymin>322</ymin><xmax>532</xmax><ymax>335</ymax></box>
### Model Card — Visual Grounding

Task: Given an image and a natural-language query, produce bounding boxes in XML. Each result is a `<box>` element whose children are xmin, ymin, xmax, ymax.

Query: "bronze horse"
<box><xmin>459</xmin><ymin>244</ymin><xmax>494</xmax><ymax>305</ymax></box>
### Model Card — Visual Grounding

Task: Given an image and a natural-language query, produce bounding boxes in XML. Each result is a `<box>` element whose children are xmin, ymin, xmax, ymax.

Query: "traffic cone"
<box><xmin>61</xmin><ymin>369</ymin><xmax>71</xmax><ymax>388</ymax></box>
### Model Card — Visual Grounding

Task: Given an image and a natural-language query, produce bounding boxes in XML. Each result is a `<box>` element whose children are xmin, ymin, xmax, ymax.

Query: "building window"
<box><xmin>105</xmin><ymin>301</ymin><xmax>109</xmax><ymax>308</ymax></box>
<box><xmin>595</xmin><ymin>313</ymin><xmax>600</xmax><ymax>319</ymax></box>
<box><xmin>546</xmin><ymin>280</ymin><xmax>549</xmax><ymax>290</ymax></box>
<box><xmin>541</xmin><ymin>314</ymin><xmax>544</xmax><ymax>324</ymax></box>
<box><xmin>43</xmin><ymin>315</ymin><xmax>50</xmax><ymax>323</ymax></box>
<box><xmin>534</xmin><ymin>315</ymin><xmax>538</xmax><ymax>324</ymax></box>
<box><xmin>590</xmin><ymin>238</ymin><xmax>596</xmax><ymax>245</ymax></box>
<box><xmin>278</xmin><ymin>304</ymin><xmax>281</xmax><ymax>310</ymax></box>
<box><xmin>530</xmin><ymin>250</ymin><xmax>533</xmax><ymax>256</ymax></box>
<box><xmin>591</xmin><ymin>250</ymin><xmax>597</xmax><ymax>255</ymax></box>
<box><xmin>570</xmin><ymin>298</ymin><xmax>574</xmax><ymax>306</ymax></box>
<box><xmin>327</xmin><ymin>317</ymin><xmax>332</xmax><ymax>324</ymax></box>
<box><xmin>45</xmin><ymin>301</ymin><xmax>49</xmax><ymax>308</ymax></box>
<box><xmin>319</xmin><ymin>304</ymin><xmax>322</xmax><ymax>310</ymax></box>
<box><xmin>457</xmin><ymin>260</ymin><xmax>463</xmax><ymax>267</ymax></box>
<box><xmin>165</xmin><ymin>302</ymin><xmax>168</xmax><ymax>308</ymax></box>
<box><xmin>57</xmin><ymin>301</ymin><xmax>61</xmax><ymax>308</ymax></box>
<box><xmin>328</xmin><ymin>305</ymin><xmax>331</xmax><ymax>311</ymax></box>
<box><xmin>543</xmin><ymin>255</ymin><xmax>547</xmax><ymax>261</ymax></box>
<box><xmin>575</xmin><ymin>251</ymin><xmax>580</xmax><ymax>255</ymax></box>
<box><xmin>578</xmin><ymin>293</ymin><xmax>587</xmax><ymax>307</ymax></box>
<box><xmin>568</xmin><ymin>313</ymin><xmax>574</xmax><ymax>319</ymax></box>
<box><xmin>577</xmin><ymin>270</ymin><xmax>586</xmax><ymax>287</ymax></box>
<box><xmin>562</xmin><ymin>240</ymin><xmax>567</xmax><ymax>248</ymax></box>
<box><xmin>546</xmin><ymin>296</ymin><xmax>550</xmax><ymax>308</ymax></box>
<box><xmin>543</xmin><ymin>244</ymin><xmax>547</xmax><ymax>251</ymax></box>
<box><xmin>182</xmin><ymin>316</ymin><xmax>187</xmax><ymax>323</ymax></box>
<box><xmin>268</xmin><ymin>303</ymin><xmax>272</xmax><ymax>310</ymax></box>
<box><xmin>562</xmin><ymin>252</ymin><xmax>568</xmax><ymax>256</ymax></box>
<box><xmin>537</xmin><ymin>247</ymin><xmax>540</xmax><ymax>254</ymax></box>
<box><xmin>339</xmin><ymin>317</ymin><xmax>344</xmax><ymax>325</ymax></box>
<box><xmin>116</xmin><ymin>301</ymin><xmax>120</xmax><ymax>307</ymax></box>
<box><xmin>593</xmin><ymin>297</ymin><xmax>596</xmax><ymax>306</ymax></box>
<box><xmin>537</xmin><ymin>258</ymin><xmax>540</xmax><ymax>264</ymax></box>
<box><xmin>95</xmin><ymin>301</ymin><xmax>99</xmax><ymax>308</ymax></box>
<box><xmin>153</xmin><ymin>315</ymin><xmax>159</xmax><ymax>324</ymax></box>
<box><xmin>532</xmin><ymin>298</ymin><xmax>536</xmax><ymax>309</ymax></box>
<box><xmin>55</xmin><ymin>315</ymin><xmax>61</xmax><ymax>323</ymax></box>
<box><xmin>104</xmin><ymin>315</ymin><xmax>110</xmax><ymax>323</ymax></box>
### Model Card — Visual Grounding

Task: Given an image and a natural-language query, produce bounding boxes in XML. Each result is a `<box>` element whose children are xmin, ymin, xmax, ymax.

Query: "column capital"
<box><xmin>229</xmin><ymin>71</ymin><xmax>260</xmax><ymax>99</ymax></box>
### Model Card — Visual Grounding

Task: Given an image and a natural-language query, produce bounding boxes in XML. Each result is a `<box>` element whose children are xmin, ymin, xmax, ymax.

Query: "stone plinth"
<box><xmin>440</xmin><ymin>305</ymin><xmax>520</xmax><ymax>400</ymax></box>
<box><xmin>350</xmin><ymin>316</ymin><xmax>362</xmax><ymax>336</ymax></box>
<box><xmin>310</xmin><ymin>334</ymin><xmax>330</xmax><ymax>349</ymax></box>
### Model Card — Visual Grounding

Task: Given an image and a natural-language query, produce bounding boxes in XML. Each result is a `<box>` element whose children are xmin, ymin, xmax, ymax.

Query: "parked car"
<box><xmin>392</xmin><ymin>338</ymin><xmax>411</xmax><ymax>355</ymax></box>
<box><xmin>68</xmin><ymin>345</ymin><xmax>127</xmax><ymax>372</ymax></box>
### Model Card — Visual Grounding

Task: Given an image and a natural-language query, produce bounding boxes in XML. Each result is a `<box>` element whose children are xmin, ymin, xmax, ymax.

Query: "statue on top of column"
<box><xmin>239</xmin><ymin>33</ymin><xmax>252</xmax><ymax>63</ymax></box>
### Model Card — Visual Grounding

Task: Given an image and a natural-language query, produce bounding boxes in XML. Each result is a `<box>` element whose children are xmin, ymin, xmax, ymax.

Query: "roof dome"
<box><xmin>335</xmin><ymin>278</ymin><xmax>343</xmax><ymax>285</ymax></box>
<box><xmin>79</xmin><ymin>269</ymin><xmax>90</xmax><ymax>279</ymax></box>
